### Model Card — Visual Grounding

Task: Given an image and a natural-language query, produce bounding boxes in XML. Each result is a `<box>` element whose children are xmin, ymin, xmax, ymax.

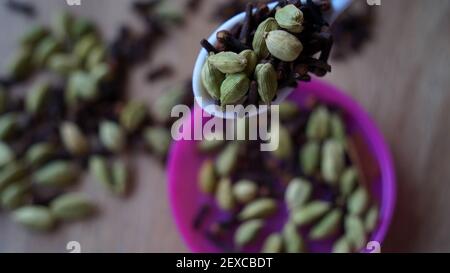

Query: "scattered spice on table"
<box><xmin>0</xmin><ymin>1</ymin><xmax>193</xmax><ymax>231</ymax></box>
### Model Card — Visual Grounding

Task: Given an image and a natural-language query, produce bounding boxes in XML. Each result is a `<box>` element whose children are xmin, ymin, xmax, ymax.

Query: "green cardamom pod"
<box><xmin>74</xmin><ymin>33</ymin><xmax>98</xmax><ymax>62</ymax></box>
<box><xmin>86</xmin><ymin>45</ymin><xmax>106</xmax><ymax>69</ymax></box>
<box><xmin>50</xmin><ymin>193</ymin><xmax>94</xmax><ymax>221</ymax></box>
<box><xmin>208</xmin><ymin>51</ymin><xmax>247</xmax><ymax>74</ymax></box>
<box><xmin>220</xmin><ymin>73</ymin><xmax>250</xmax><ymax>107</ymax></box>
<box><xmin>71</xmin><ymin>18</ymin><xmax>95</xmax><ymax>39</ymax></box>
<box><xmin>216</xmin><ymin>177</ymin><xmax>235</xmax><ymax>211</ymax></box>
<box><xmin>89</xmin><ymin>156</ymin><xmax>113</xmax><ymax>191</ymax></box>
<box><xmin>252</xmin><ymin>18</ymin><xmax>279</xmax><ymax>59</ymax></box>
<box><xmin>330</xmin><ymin>113</ymin><xmax>346</xmax><ymax>141</ymax></box>
<box><xmin>25</xmin><ymin>142</ymin><xmax>55</xmax><ymax>168</ymax></box>
<box><xmin>99</xmin><ymin>121</ymin><xmax>125</xmax><ymax>153</ymax></box>
<box><xmin>0</xmin><ymin>180</ymin><xmax>30</xmax><ymax>210</ymax></box>
<box><xmin>111</xmin><ymin>160</ymin><xmax>129</xmax><ymax>196</ymax></box>
<box><xmin>8</xmin><ymin>47</ymin><xmax>33</xmax><ymax>79</ymax></box>
<box><xmin>270</xmin><ymin>124</ymin><xmax>292</xmax><ymax>159</ymax></box>
<box><xmin>232</xmin><ymin>179</ymin><xmax>258</xmax><ymax>204</ymax></box>
<box><xmin>275</xmin><ymin>4</ymin><xmax>304</xmax><ymax>33</ymax></box>
<box><xmin>47</xmin><ymin>54</ymin><xmax>79</xmax><ymax>75</ymax></box>
<box><xmin>306</xmin><ymin>106</ymin><xmax>330</xmax><ymax>140</ymax></box>
<box><xmin>197</xmin><ymin>131</ymin><xmax>225</xmax><ymax>153</ymax></box>
<box><xmin>34</xmin><ymin>161</ymin><xmax>78</xmax><ymax>187</ymax></box>
<box><xmin>20</xmin><ymin>25</ymin><xmax>48</xmax><ymax>48</ymax></box>
<box><xmin>0</xmin><ymin>113</ymin><xmax>20</xmax><ymax>140</ymax></box>
<box><xmin>321</xmin><ymin>139</ymin><xmax>345</xmax><ymax>185</ymax></box>
<box><xmin>291</xmin><ymin>201</ymin><xmax>331</xmax><ymax>227</ymax></box>
<box><xmin>364</xmin><ymin>205</ymin><xmax>379</xmax><ymax>232</ymax></box>
<box><xmin>65</xmin><ymin>74</ymin><xmax>79</xmax><ymax>107</ymax></box>
<box><xmin>152</xmin><ymin>85</ymin><xmax>186</xmax><ymax>124</ymax></box>
<box><xmin>282</xmin><ymin>221</ymin><xmax>305</xmax><ymax>253</ymax></box>
<box><xmin>60</xmin><ymin>121</ymin><xmax>89</xmax><ymax>155</ymax></box>
<box><xmin>339</xmin><ymin>167</ymin><xmax>358</xmax><ymax>197</ymax></box>
<box><xmin>299</xmin><ymin>140</ymin><xmax>320</xmax><ymax>176</ymax></box>
<box><xmin>143</xmin><ymin>126</ymin><xmax>171</xmax><ymax>158</ymax></box>
<box><xmin>67</xmin><ymin>71</ymin><xmax>99</xmax><ymax>102</ymax></box>
<box><xmin>33</xmin><ymin>37</ymin><xmax>61</xmax><ymax>67</ymax></box>
<box><xmin>238</xmin><ymin>198</ymin><xmax>277</xmax><ymax>221</ymax></box>
<box><xmin>53</xmin><ymin>11</ymin><xmax>73</xmax><ymax>40</ymax></box>
<box><xmin>309</xmin><ymin>209</ymin><xmax>343</xmax><ymax>240</ymax></box>
<box><xmin>255</xmin><ymin>63</ymin><xmax>278</xmax><ymax>103</ymax></box>
<box><xmin>201</xmin><ymin>56</ymin><xmax>225</xmax><ymax>100</ymax></box>
<box><xmin>13</xmin><ymin>206</ymin><xmax>55</xmax><ymax>231</ymax></box>
<box><xmin>261</xmin><ymin>233</ymin><xmax>283</xmax><ymax>253</ymax></box>
<box><xmin>347</xmin><ymin>186</ymin><xmax>369</xmax><ymax>216</ymax></box>
<box><xmin>198</xmin><ymin>159</ymin><xmax>217</xmax><ymax>195</ymax></box>
<box><xmin>215</xmin><ymin>142</ymin><xmax>240</xmax><ymax>177</ymax></box>
<box><xmin>265</xmin><ymin>30</ymin><xmax>303</xmax><ymax>62</ymax></box>
<box><xmin>239</xmin><ymin>50</ymin><xmax>257</xmax><ymax>76</ymax></box>
<box><xmin>0</xmin><ymin>141</ymin><xmax>15</xmax><ymax>168</ymax></box>
<box><xmin>279</xmin><ymin>101</ymin><xmax>300</xmax><ymax>121</ymax></box>
<box><xmin>25</xmin><ymin>81</ymin><xmax>50</xmax><ymax>115</ymax></box>
<box><xmin>155</xmin><ymin>3</ymin><xmax>184</xmax><ymax>25</ymax></box>
<box><xmin>120</xmin><ymin>101</ymin><xmax>148</xmax><ymax>132</ymax></box>
<box><xmin>285</xmin><ymin>178</ymin><xmax>312</xmax><ymax>210</ymax></box>
<box><xmin>345</xmin><ymin>215</ymin><xmax>367</xmax><ymax>251</ymax></box>
<box><xmin>90</xmin><ymin>63</ymin><xmax>111</xmax><ymax>82</ymax></box>
<box><xmin>234</xmin><ymin>219</ymin><xmax>263</xmax><ymax>248</ymax></box>
<box><xmin>332</xmin><ymin>237</ymin><xmax>351</xmax><ymax>253</ymax></box>
<box><xmin>0</xmin><ymin>161</ymin><xmax>27</xmax><ymax>192</ymax></box>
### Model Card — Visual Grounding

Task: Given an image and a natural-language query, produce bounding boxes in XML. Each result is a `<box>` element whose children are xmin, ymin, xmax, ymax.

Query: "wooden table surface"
<box><xmin>0</xmin><ymin>0</ymin><xmax>449</xmax><ymax>252</ymax></box>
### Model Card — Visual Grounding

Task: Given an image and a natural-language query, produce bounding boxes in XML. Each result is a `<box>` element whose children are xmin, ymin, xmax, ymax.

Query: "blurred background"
<box><xmin>0</xmin><ymin>0</ymin><xmax>449</xmax><ymax>252</ymax></box>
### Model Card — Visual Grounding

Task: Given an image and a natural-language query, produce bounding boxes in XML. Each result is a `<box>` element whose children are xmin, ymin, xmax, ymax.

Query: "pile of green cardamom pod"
<box><xmin>196</xmin><ymin>101</ymin><xmax>379</xmax><ymax>253</ymax></box>
<box><xmin>0</xmin><ymin>11</ymin><xmax>190</xmax><ymax>231</ymax></box>
<box><xmin>201</xmin><ymin>3</ymin><xmax>330</xmax><ymax>108</ymax></box>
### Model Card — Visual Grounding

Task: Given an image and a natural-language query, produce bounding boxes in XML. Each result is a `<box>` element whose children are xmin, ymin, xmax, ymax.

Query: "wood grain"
<box><xmin>0</xmin><ymin>0</ymin><xmax>449</xmax><ymax>252</ymax></box>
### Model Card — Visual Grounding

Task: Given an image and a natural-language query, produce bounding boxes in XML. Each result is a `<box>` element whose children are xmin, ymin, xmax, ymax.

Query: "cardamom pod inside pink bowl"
<box><xmin>167</xmin><ymin>78</ymin><xmax>396</xmax><ymax>253</ymax></box>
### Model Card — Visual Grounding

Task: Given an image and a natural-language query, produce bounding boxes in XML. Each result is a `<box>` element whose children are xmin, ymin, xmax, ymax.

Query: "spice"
<box><xmin>198</xmin><ymin>160</ymin><xmax>217</xmax><ymax>195</ymax></box>
<box><xmin>201</xmin><ymin>58</ymin><xmax>225</xmax><ymax>100</ymax></box>
<box><xmin>194</xmin><ymin>103</ymin><xmax>380</xmax><ymax>253</ymax></box>
<box><xmin>34</xmin><ymin>161</ymin><xmax>78</xmax><ymax>187</ymax></box>
<box><xmin>216</xmin><ymin>178</ymin><xmax>235</xmax><ymax>211</ymax></box>
<box><xmin>146</xmin><ymin>65</ymin><xmax>174</xmax><ymax>82</ymax></box>
<box><xmin>5</xmin><ymin>0</ymin><xmax>36</xmax><ymax>18</ymax></box>
<box><xmin>234</xmin><ymin>219</ymin><xmax>263</xmax><ymax>248</ymax></box>
<box><xmin>232</xmin><ymin>179</ymin><xmax>258</xmax><ymax>204</ymax></box>
<box><xmin>291</xmin><ymin>201</ymin><xmax>331</xmax><ymax>226</ymax></box>
<box><xmin>50</xmin><ymin>193</ymin><xmax>94</xmax><ymax>221</ymax></box>
<box><xmin>261</xmin><ymin>233</ymin><xmax>283</xmax><ymax>253</ymax></box>
<box><xmin>208</xmin><ymin>52</ymin><xmax>247</xmax><ymax>74</ymax></box>
<box><xmin>220</xmin><ymin>73</ymin><xmax>250</xmax><ymax>107</ymax></box>
<box><xmin>0</xmin><ymin>6</ymin><xmax>194</xmax><ymax>231</ymax></box>
<box><xmin>238</xmin><ymin>198</ymin><xmax>277</xmax><ymax>221</ymax></box>
<box><xmin>255</xmin><ymin>63</ymin><xmax>278</xmax><ymax>103</ymax></box>
<box><xmin>285</xmin><ymin>178</ymin><xmax>312</xmax><ymax>210</ymax></box>
<box><xmin>202</xmin><ymin>0</ymin><xmax>333</xmax><ymax>108</ymax></box>
<box><xmin>13</xmin><ymin>206</ymin><xmax>55</xmax><ymax>231</ymax></box>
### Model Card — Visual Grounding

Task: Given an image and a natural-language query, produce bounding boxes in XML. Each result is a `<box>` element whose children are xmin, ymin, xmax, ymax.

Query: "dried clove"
<box><xmin>5</xmin><ymin>0</ymin><xmax>36</xmax><ymax>18</ymax></box>
<box><xmin>146</xmin><ymin>65</ymin><xmax>174</xmax><ymax>82</ymax></box>
<box><xmin>216</xmin><ymin>30</ymin><xmax>250</xmax><ymax>53</ymax></box>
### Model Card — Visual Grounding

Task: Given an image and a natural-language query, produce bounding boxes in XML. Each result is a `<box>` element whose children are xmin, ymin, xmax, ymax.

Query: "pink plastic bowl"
<box><xmin>167</xmin><ymin>78</ymin><xmax>396</xmax><ymax>253</ymax></box>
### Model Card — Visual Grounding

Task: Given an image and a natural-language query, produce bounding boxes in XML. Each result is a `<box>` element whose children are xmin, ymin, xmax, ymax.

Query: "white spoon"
<box><xmin>192</xmin><ymin>0</ymin><xmax>353</xmax><ymax>119</ymax></box>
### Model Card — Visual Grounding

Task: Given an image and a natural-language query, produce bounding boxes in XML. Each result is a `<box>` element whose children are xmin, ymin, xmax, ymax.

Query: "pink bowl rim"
<box><xmin>167</xmin><ymin>78</ymin><xmax>396</xmax><ymax>253</ymax></box>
